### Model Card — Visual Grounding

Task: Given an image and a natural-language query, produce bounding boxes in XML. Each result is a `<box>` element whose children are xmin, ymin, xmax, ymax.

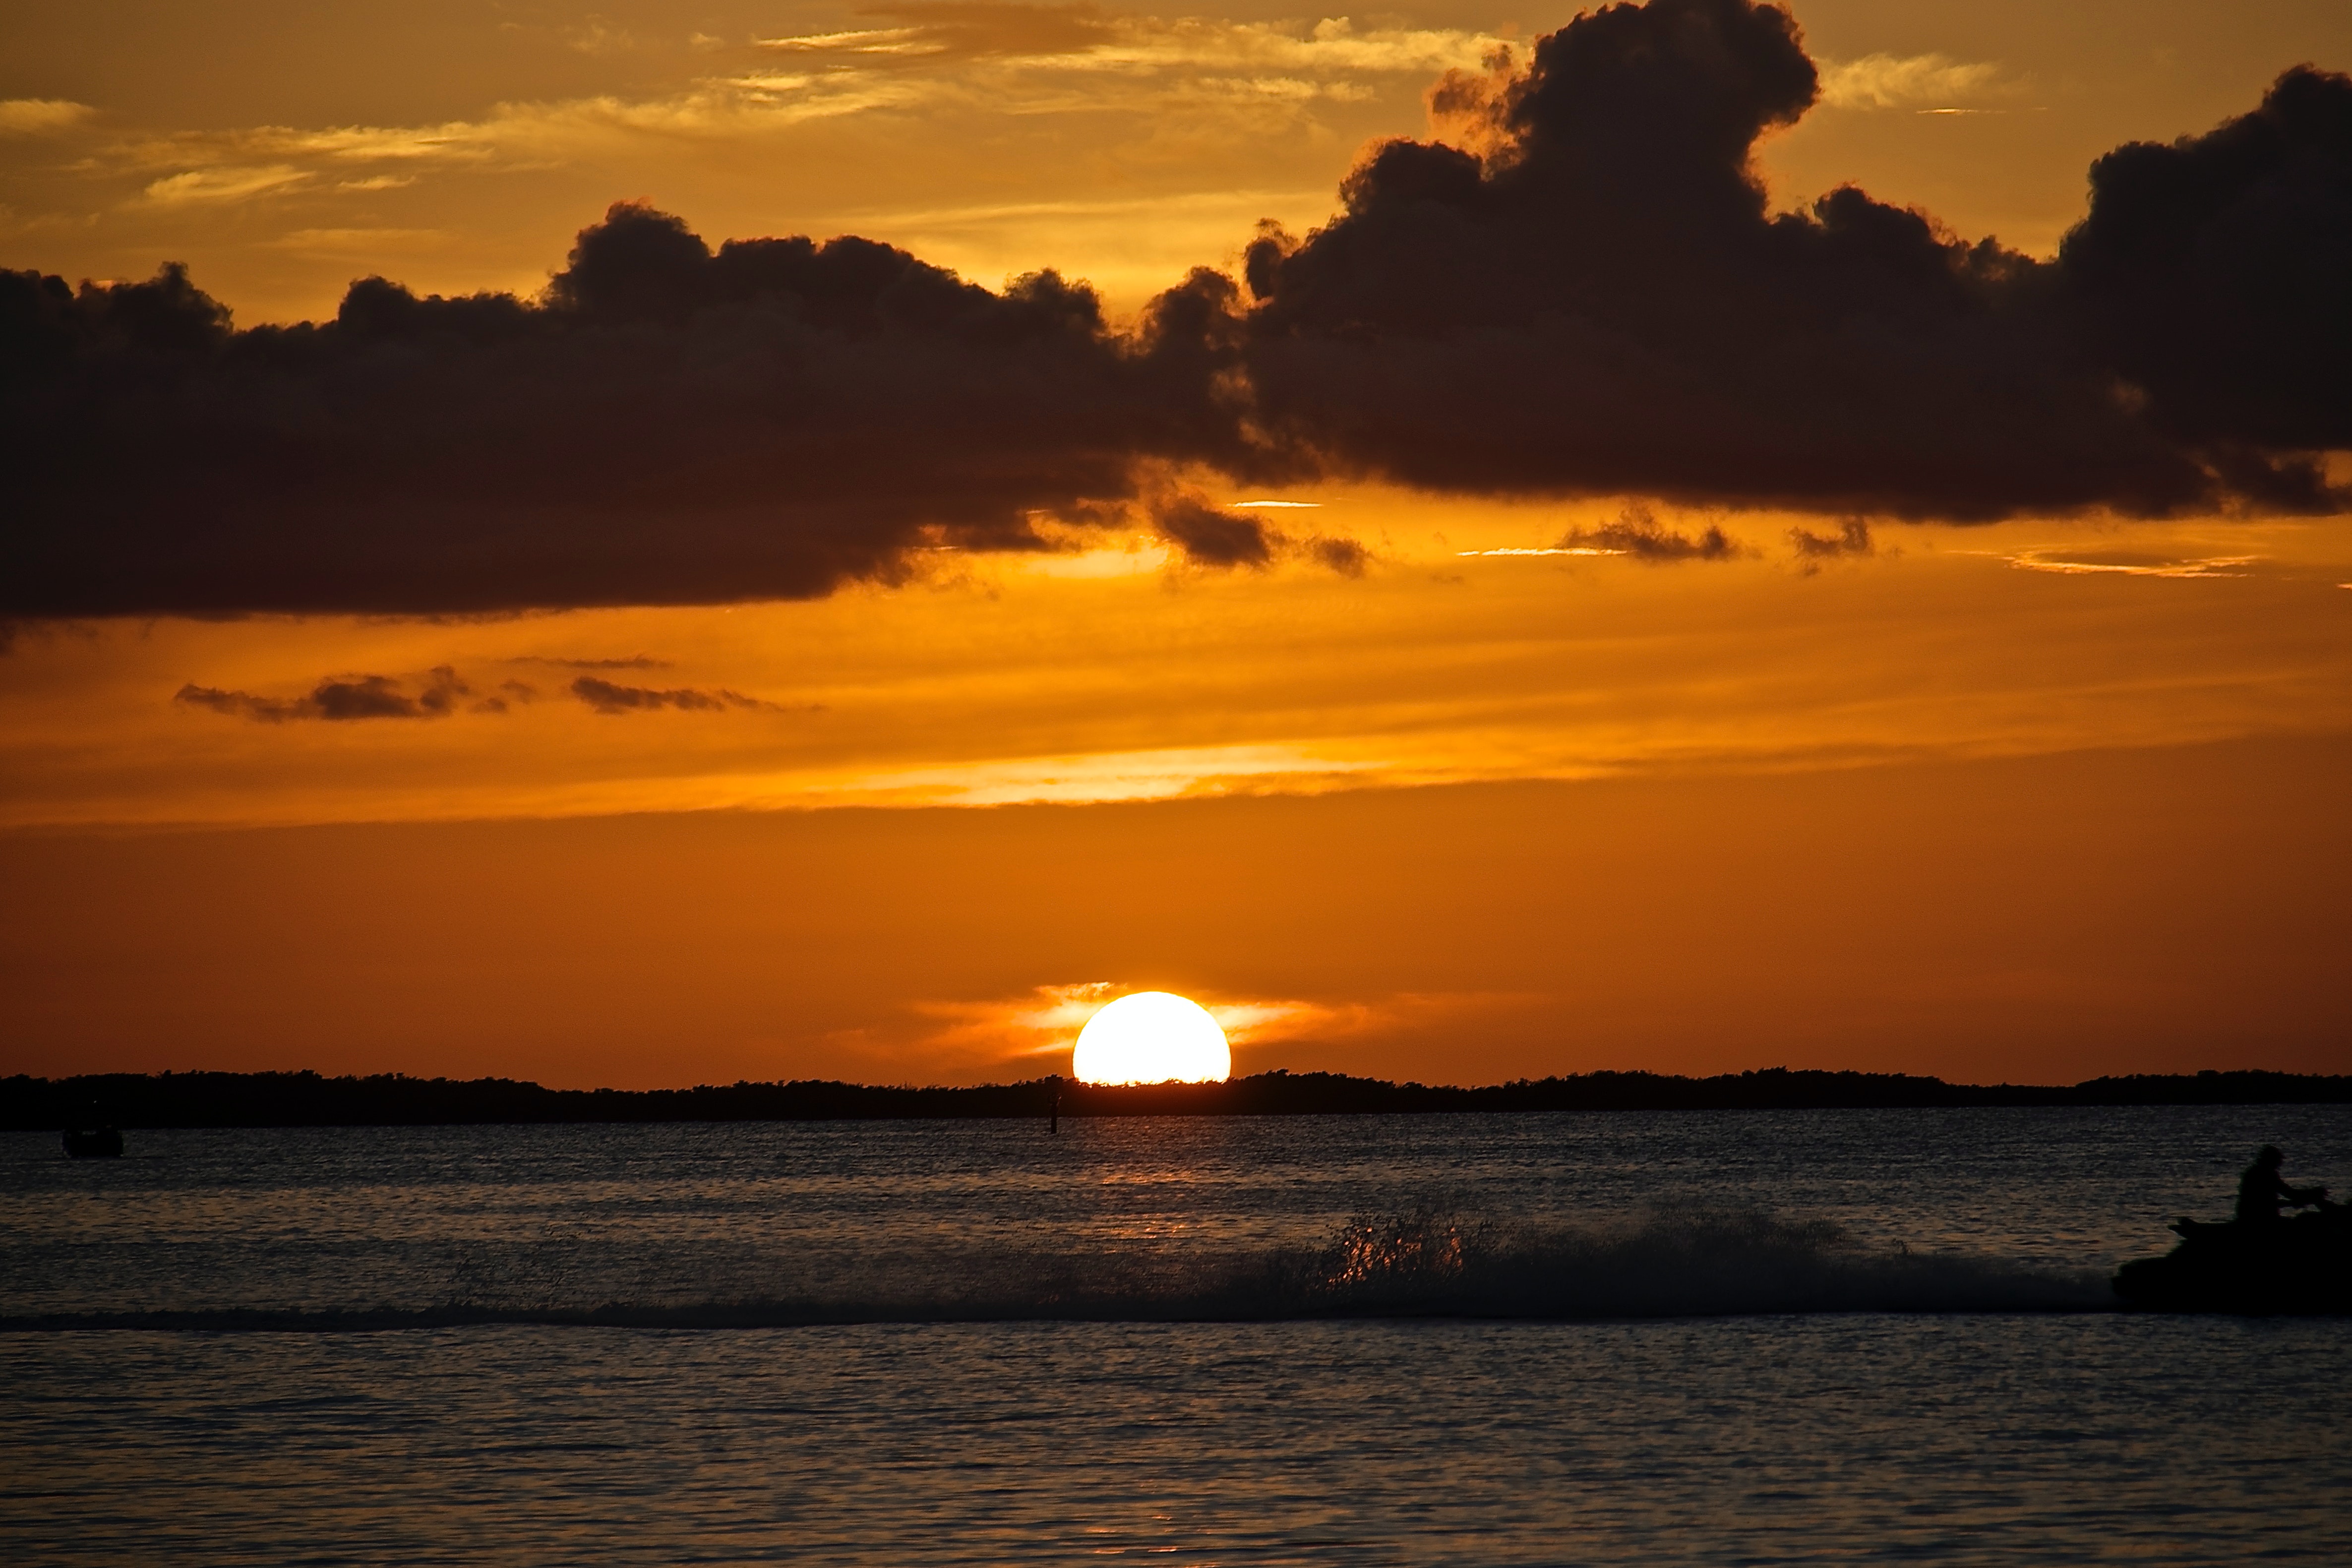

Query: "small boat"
<box><xmin>62</xmin><ymin>1126</ymin><xmax>124</xmax><ymax>1159</ymax></box>
<box><xmin>2113</xmin><ymin>1202</ymin><xmax>2352</xmax><ymax>1314</ymax></box>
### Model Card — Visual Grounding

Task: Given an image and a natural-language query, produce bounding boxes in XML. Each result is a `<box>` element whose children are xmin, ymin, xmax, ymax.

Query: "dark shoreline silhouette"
<box><xmin>4</xmin><ymin>1067</ymin><xmax>2347</xmax><ymax>1132</ymax></box>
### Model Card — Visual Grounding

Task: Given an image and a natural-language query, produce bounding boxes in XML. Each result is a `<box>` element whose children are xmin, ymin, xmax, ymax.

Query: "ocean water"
<box><xmin>3</xmin><ymin>1106</ymin><xmax>2348</xmax><ymax>1563</ymax></box>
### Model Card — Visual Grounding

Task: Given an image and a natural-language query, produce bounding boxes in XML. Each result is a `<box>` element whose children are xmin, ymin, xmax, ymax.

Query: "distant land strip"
<box><xmin>4</xmin><ymin>1068</ymin><xmax>2350</xmax><ymax>1130</ymax></box>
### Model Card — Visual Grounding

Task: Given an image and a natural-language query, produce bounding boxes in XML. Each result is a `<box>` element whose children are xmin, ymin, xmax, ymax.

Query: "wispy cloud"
<box><xmin>0</xmin><ymin>98</ymin><xmax>94</xmax><ymax>135</ymax></box>
<box><xmin>175</xmin><ymin>666</ymin><xmax>481</xmax><ymax>722</ymax></box>
<box><xmin>823</xmin><ymin>742</ymin><xmax>1383</xmax><ymax>807</ymax></box>
<box><xmin>1816</xmin><ymin>53</ymin><xmax>2008</xmax><ymax>111</ymax></box>
<box><xmin>758</xmin><ymin>27</ymin><xmax>938</xmax><ymax>56</ymax></box>
<box><xmin>912</xmin><ymin>981</ymin><xmax>1120</xmax><ymax>1061</ymax></box>
<box><xmin>1999</xmin><ymin>549</ymin><xmax>2259</xmax><ymax>579</ymax></box>
<box><xmin>565</xmin><ymin>20</ymin><xmax>639</xmax><ymax>57</ymax></box>
<box><xmin>755</xmin><ymin>10</ymin><xmax>1496</xmax><ymax>77</ymax></box>
<box><xmin>1561</xmin><ymin>507</ymin><xmax>1749</xmax><ymax>563</ymax></box>
<box><xmin>1788</xmin><ymin>519</ymin><xmax>1875</xmax><ymax>572</ymax></box>
<box><xmin>94</xmin><ymin>11</ymin><xmax>1501</xmax><ymax>203</ymax></box>
<box><xmin>262</xmin><ymin>227</ymin><xmax>447</xmax><ymax>254</ymax></box>
<box><xmin>173</xmin><ymin>663</ymin><xmax>783</xmax><ymax>721</ymax></box>
<box><xmin>570</xmin><ymin>675</ymin><xmax>777</xmax><ymax>714</ymax></box>
<box><xmin>1456</xmin><ymin>546</ymin><xmax>1620</xmax><ymax>557</ymax></box>
<box><xmin>141</xmin><ymin>165</ymin><xmax>309</xmax><ymax>206</ymax></box>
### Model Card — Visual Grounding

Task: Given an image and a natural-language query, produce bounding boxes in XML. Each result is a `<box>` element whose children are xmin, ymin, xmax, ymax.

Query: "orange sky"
<box><xmin>4</xmin><ymin>0</ymin><xmax>2349</xmax><ymax>1087</ymax></box>
<box><xmin>7</xmin><ymin>1</ymin><xmax>2348</xmax><ymax>319</ymax></box>
<box><xmin>5</xmin><ymin>736</ymin><xmax>2348</xmax><ymax>1088</ymax></box>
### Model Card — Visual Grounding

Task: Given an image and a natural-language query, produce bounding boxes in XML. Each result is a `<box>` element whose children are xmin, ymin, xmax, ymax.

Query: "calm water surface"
<box><xmin>3</xmin><ymin>1107</ymin><xmax>2348</xmax><ymax>1563</ymax></box>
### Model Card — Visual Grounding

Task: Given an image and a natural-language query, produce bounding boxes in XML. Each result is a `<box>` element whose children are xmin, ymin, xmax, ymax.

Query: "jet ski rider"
<box><xmin>2236</xmin><ymin>1145</ymin><xmax>2328</xmax><ymax>1226</ymax></box>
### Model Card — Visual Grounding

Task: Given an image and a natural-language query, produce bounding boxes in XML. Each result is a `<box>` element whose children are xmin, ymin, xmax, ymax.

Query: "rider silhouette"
<box><xmin>2235</xmin><ymin>1146</ymin><xmax>2327</xmax><ymax>1225</ymax></box>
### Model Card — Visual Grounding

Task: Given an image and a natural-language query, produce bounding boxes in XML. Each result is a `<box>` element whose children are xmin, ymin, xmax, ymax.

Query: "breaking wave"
<box><xmin>0</xmin><ymin>1206</ymin><xmax>2112</xmax><ymax>1331</ymax></box>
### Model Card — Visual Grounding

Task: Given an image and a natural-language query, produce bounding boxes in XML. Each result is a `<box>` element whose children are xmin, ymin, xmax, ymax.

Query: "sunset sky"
<box><xmin>3</xmin><ymin>0</ymin><xmax>2348</xmax><ymax>1088</ymax></box>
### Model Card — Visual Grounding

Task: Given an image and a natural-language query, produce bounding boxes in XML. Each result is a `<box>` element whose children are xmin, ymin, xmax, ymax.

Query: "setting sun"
<box><xmin>1071</xmin><ymin>992</ymin><xmax>1233</xmax><ymax>1085</ymax></box>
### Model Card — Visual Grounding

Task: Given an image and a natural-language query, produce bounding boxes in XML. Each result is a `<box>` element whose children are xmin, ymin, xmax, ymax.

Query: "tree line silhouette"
<box><xmin>6</xmin><ymin>1067</ymin><xmax>2347</xmax><ymax>1130</ymax></box>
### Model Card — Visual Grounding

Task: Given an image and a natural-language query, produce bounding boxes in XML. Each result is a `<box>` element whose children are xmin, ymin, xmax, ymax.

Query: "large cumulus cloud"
<box><xmin>1233</xmin><ymin>0</ymin><xmax>2347</xmax><ymax>519</ymax></box>
<box><xmin>4</xmin><ymin>0</ymin><xmax>2348</xmax><ymax>622</ymax></box>
<box><xmin>2062</xmin><ymin>63</ymin><xmax>2352</xmax><ymax>457</ymax></box>
<box><xmin>1</xmin><ymin>204</ymin><xmax>1247</xmax><ymax>617</ymax></box>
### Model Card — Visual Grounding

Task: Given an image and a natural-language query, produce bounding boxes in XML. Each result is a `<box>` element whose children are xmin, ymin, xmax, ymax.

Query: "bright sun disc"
<box><xmin>1072</xmin><ymin>991</ymin><xmax>1232</xmax><ymax>1085</ymax></box>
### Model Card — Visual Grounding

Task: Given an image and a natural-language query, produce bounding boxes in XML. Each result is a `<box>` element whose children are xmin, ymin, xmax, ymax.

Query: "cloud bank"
<box><xmin>5</xmin><ymin>207</ymin><xmax>1244</xmax><ymax>617</ymax></box>
<box><xmin>4</xmin><ymin>0</ymin><xmax>2347</xmax><ymax>620</ymax></box>
<box><xmin>1229</xmin><ymin>0</ymin><xmax>2348</xmax><ymax>519</ymax></box>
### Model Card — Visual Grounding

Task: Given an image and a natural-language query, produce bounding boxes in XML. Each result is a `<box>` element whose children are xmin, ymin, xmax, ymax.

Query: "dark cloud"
<box><xmin>3</xmin><ymin>204</ymin><xmax>1241</xmax><ymax>619</ymax></box>
<box><xmin>569</xmin><ymin>676</ymin><xmax>772</xmax><ymax>714</ymax></box>
<box><xmin>513</xmin><ymin>656</ymin><xmax>672</xmax><ymax>670</ymax></box>
<box><xmin>1229</xmin><ymin>0</ymin><xmax>2348</xmax><ymax>520</ymax></box>
<box><xmin>1565</xmin><ymin>507</ymin><xmax>1746</xmax><ymax>562</ymax></box>
<box><xmin>2062</xmin><ymin>65</ymin><xmax>2352</xmax><ymax>461</ymax></box>
<box><xmin>5</xmin><ymin>0</ymin><xmax>2348</xmax><ymax>625</ymax></box>
<box><xmin>1304</xmin><ymin>536</ymin><xmax>1371</xmax><ymax>577</ymax></box>
<box><xmin>1152</xmin><ymin>495</ymin><xmax>1277</xmax><ymax>569</ymax></box>
<box><xmin>1148</xmin><ymin>493</ymin><xmax>1375</xmax><ymax>574</ymax></box>
<box><xmin>176</xmin><ymin>666</ymin><xmax>472</xmax><ymax>722</ymax></box>
<box><xmin>1788</xmin><ymin>519</ymin><xmax>1874</xmax><ymax>560</ymax></box>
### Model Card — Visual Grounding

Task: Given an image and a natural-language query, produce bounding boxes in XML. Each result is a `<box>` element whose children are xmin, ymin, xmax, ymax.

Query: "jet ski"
<box><xmin>2113</xmin><ymin>1200</ymin><xmax>2352</xmax><ymax>1314</ymax></box>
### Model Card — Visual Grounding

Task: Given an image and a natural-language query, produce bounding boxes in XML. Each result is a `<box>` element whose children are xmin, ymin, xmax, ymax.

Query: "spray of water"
<box><xmin>1</xmin><ymin>1205</ymin><xmax>2111</xmax><ymax>1330</ymax></box>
